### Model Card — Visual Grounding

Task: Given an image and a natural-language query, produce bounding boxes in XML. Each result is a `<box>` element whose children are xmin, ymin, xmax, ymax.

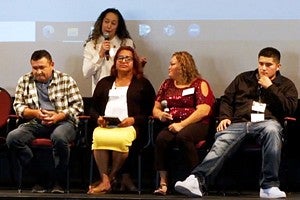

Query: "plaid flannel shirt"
<box><xmin>13</xmin><ymin>70</ymin><xmax>84</xmax><ymax>125</ymax></box>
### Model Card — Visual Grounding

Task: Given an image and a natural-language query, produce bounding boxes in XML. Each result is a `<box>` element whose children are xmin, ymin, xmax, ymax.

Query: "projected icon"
<box><xmin>188</xmin><ymin>24</ymin><xmax>201</xmax><ymax>37</ymax></box>
<box><xmin>42</xmin><ymin>25</ymin><xmax>55</xmax><ymax>38</ymax></box>
<box><xmin>67</xmin><ymin>28</ymin><xmax>79</xmax><ymax>37</ymax></box>
<box><xmin>163</xmin><ymin>25</ymin><xmax>176</xmax><ymax>37</ymax></box>
<box><xmin>139</xmin><ymin>24</ymin><xmax>151</xmax><ymax>37</ymax></box>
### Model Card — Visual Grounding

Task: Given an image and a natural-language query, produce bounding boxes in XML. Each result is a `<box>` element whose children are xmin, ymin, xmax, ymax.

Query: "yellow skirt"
<box><xmin>92</xmin><ymin>126</ymin><xmax>136</xmax><ymax>153</ymax></box>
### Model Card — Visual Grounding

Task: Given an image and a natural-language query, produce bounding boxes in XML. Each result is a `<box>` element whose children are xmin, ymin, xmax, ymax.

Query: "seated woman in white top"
<box><xmin>87</xmin><ymin>46</ymin><xmax>155</xmax><ymax>194</ymax></box>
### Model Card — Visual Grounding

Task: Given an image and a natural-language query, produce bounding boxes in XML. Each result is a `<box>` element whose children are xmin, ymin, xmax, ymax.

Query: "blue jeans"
<box><xmin>6</xmin><ymin>119</ymin><xmax>76</xmax><ymax>184</ymax></box>
<box><xmin>192</xmin><ymin>119</ymin><xmax>283</xmax><ymax>189</ymax></box>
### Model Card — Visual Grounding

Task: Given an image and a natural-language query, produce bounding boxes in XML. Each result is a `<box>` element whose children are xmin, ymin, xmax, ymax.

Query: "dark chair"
<box><xmin>0</xmin><ymin>87</ymin><xmax>12</xmax><ymax>135</ymax></box>
<box><xmin>0</xmin><ymin>87</ymin><xmax>12</xmax><ymax>157</ymax></box>
<box><xmin>137</xmin><ymin>117</ymin><xmax>156</xmax><ymax>194</ymax></box>
<box><xmin>0</xmin><ymin>87</ymin><xmax>13</xmax><ymax>186</ymax></box>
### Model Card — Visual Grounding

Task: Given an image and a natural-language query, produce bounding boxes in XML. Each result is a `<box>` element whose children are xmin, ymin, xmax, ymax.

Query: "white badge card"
<box><xmin>251</xmin><ymin>101</ymin><xmax>266</xmax><ymax>113</ymax></box>
<box><xmin>251</xmin><ymin>113</ymin><xmax>265</xmax><ymax>122</ymax></box>
<box><xmin>182</xmin><ymin>87</ymin><xmax>195</xmax><ymax>96</ymax></box>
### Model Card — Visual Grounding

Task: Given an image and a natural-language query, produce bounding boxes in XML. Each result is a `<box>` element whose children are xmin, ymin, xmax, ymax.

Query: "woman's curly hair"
<box><xmin>172</xmin><ymin>51</ymin><xmax>201</xmax><ymax>84</ymax></box>
<box><xmin>84</xmin><ymin>8</ymin><xmax>132</xmax><ymax>49</ymax></box>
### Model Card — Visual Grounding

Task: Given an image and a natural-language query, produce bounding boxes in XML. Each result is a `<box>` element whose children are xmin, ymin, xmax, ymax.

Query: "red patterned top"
<box><xmin>156</xmin><ymin>78</ymin><xmax>215</xmax><ymax>123</ymax></box>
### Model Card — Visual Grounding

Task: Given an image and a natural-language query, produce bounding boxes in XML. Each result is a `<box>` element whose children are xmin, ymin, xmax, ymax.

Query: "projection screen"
<box><xmin>1</xmin><ymin>0</ymin><xmax>300</xmax><ymax>98</ymax></box>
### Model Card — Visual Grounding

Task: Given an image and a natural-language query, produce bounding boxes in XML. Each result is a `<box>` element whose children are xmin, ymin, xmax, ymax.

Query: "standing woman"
<box><xmin>82</xmin><ymin>8</ymin><xmax>134</xmax><ymax>93</ymax></box>
<box><xmin>152</xmin><ymin>51</ymin><xmax>215</xmax><ymax>195</ymax></box>
<box><xmin>88</xmin><ymin>46</ymin><xmax>155</xmax><ymax>194</ymax></box>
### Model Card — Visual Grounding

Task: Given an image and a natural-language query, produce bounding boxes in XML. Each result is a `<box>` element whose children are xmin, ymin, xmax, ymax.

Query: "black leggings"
<box><xmin>154</xmin><ymin>121</ymin><xmax>209</xmax><ymax>171</ymax></box>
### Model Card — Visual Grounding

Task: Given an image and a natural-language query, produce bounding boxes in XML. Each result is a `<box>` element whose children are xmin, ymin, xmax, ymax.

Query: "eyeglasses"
<box><xmin>116</xmin><ymin>56</ymin><xmax>133</xmax><ymax>62</ymax></box>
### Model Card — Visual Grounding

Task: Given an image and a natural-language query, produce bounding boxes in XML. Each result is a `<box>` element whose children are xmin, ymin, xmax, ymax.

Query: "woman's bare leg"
<box><xmin>109</xmin><ymin>151</ymin><xmax>128</xmax><ymax>180</ymax></box>
<box><xmin>154</xmin><ymin>170</ymin><xmax>168</xmax><ymax>195</ymax></box>
<box><xmin>88</xmin><ymin>150</ymin><xmax>111</xmax><ymax>193</ymax></box>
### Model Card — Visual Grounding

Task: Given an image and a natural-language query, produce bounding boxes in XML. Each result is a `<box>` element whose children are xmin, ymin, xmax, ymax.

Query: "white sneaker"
<box><xmin>174</xmin><ymin>175</ymin><xmax>202</xmax><ymax>197</ymax></box>
<box><xmin>259</xmin><ymin>187</ymin><xmax>286</xmax><ymax>198</ymax></box>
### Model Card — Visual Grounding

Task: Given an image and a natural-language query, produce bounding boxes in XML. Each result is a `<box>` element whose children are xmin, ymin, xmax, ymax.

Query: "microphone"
<box><xmin>161</xmin><ymin>100</ymin><xmax>170</xmax><ymax>113</ymax></box>
<box><xmin>103</xmin><ymin>32</ymin><xmax>110</xmax><ymax>61</ymax></box>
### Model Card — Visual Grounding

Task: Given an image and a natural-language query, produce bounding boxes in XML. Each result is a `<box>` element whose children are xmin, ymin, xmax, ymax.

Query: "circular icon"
<box><xmin>163</xmin><ymin>25</ymin><xmax>176</xmax><ymax>37</ymax></box>
<box><xmin>42</xmin><ymin>25</ymin><xmax>55</xmax><ymax>38</ymax></box>
<box><xmin>188</xmin><ymin>24</ymin><xmax>201</xmax><ymax>37</ymax></box>
<box><xmin>139</xmin><ymin>24</ymin><xmax>151</xmax><ymax>37</ymax></box>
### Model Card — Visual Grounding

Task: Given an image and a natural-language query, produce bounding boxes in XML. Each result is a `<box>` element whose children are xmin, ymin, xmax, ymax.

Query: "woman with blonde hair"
<box><xmin>152</xmin><ymin>51</ymin><xmax>215</xmax><ymax>195</ymax></box>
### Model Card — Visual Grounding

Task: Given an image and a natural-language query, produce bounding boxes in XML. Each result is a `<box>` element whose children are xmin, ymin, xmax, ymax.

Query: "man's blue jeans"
<box><xmin>192</xmin><ymin>119</ymin><xmax>283</xmax><ymax>189</ymax></box>
<box><xmin>6</xmin><ymin>119</ymin><xmax>76</xmax><ymax>185</ymax></box>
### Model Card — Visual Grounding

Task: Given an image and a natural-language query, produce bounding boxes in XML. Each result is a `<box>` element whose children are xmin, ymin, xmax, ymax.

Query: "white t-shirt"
<box><xmin>104</xmin><ymin>82</ymin><xmax>129</xmax><ymax>121</ymax></box>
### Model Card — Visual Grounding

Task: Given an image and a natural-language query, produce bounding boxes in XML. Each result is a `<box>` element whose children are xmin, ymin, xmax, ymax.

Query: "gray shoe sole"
<box><xmin>32</xmin><ymin>189</ymin><xmax>46</xmax><ymax>193</ymax></box>
<box><xmin>175</xmin><ymin>185</ymin><xmax>202</xmax><ymax>197</ymax></box>
<box><xmin>51</xmin><ymin>189</ymin><xmax>64</xmax><ymax>194</ymax></box>
<box><xmin>260</xmin><ymin>194</ymin><xmax>286</xmax><ymax>198</ymax></box>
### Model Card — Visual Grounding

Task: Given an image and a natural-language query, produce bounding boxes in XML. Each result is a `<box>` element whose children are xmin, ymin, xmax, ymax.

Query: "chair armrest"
<box><xmin>76</xmin><ymin>115</ymin><xmax>91</xmax><ymax>148</ymax></box>
<box><xmin>78</xmin><ymin>115</ymin><xmax>91</xmax><ymax>120</ymax></box>
<box><xmin>284</xmin><ymin>116</ymin><xmax>296</xmax><ymax>122</ymax></box>
<box><xmin>6</xmin><ymin>114</ymin><xmax>20</xmax><ymax>134</ymax></box>
<box><xmin>148</xmin><ymin>116</ymin><xmax>155</xmax><ymax>147</ymax></box>
<box><xmin>283</xmin><ymin>116</ymin><xmax>296</xmax><ymax>129</ymax></box>
<box><xmin>282</xmin><ymin>116</ymin><xmax>297</xmax><ymax>143</ymax></box>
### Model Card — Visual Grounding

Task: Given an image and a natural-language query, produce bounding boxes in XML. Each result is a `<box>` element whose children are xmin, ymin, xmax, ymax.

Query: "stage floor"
<box><xmin>0</xmin><ymin>189</ymin><xmax>299</xmax><ymax>200</ymax></box>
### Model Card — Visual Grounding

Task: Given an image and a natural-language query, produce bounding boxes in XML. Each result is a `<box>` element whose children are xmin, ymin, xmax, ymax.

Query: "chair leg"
<box><xmin>89</xmin><ymin>150</ymin><xmax>94</xmax><ymax>189</ymax></box>
<box><xmin>10</xmin><ymin>151</ymin><xmax>22</xmax><ymax>193</ymax></box>
<box><xmin>66</xmin><ymin>165</ymin><xmax>70</xmax><ymax>193</ymax></box>
<box><xmin>17</xmin><ymin>166</ymin><xmax>22</xmax><ymax>193</ymax></box>
<box><xmin>138</xmin><ymin>153</ymin><xmax>142</xmax><ymax>195</ymax></box>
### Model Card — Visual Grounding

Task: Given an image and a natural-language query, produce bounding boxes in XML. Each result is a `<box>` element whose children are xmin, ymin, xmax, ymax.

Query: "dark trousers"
<box><xmin>6</xmin><ymin>119</ymin><xmax>76</xmax><ymax>186</ymax></box>
<box><xmin>154</xmin><ymin>121</ymin><xmax>209</xmax><ymax>171</ymax></box>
